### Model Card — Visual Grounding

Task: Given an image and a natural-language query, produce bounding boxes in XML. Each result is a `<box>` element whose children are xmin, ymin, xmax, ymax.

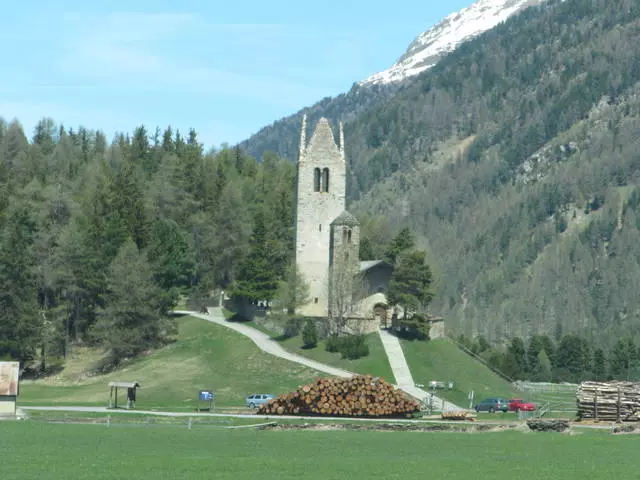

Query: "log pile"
<box><xmin>441</xmin><ymin>410</ymin><xmax>476</xmax><ymax>421</ymax></box>
<box><xmin>577</xmin><ymin>381</ymin><xmax>640</xmax><ymax>421</ymax></box>
<box><xmin>257</xmin><ymin>375</ymin><xmax>420</xmax><ymax>418</ymax></box>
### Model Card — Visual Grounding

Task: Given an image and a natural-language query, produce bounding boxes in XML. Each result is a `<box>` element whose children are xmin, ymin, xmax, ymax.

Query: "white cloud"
<box><xmin>54</xmin><ymin>13</ymin><xmax>330</xmax><ymax>108</ymax></box>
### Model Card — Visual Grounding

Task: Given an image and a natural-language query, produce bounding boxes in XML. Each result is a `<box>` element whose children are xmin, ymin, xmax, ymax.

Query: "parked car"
<box><xmin>474</xmin><ymin>397</ymin><xmax>509</xmax><ymax>413</ymax></box>
<box><xmin>508</xmin><ymin>398</ymin><xmax>536</xmax><ymax>412</ymax></box>
<box><xmin>245</xmin><ymin>394</ymin><xmax>275</xmax><ymax>409</ymax></box>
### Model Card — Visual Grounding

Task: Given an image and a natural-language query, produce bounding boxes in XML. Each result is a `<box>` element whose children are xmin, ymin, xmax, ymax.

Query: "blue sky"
<box><xmin>0</xmin><ymin>0</ymin><xmax>472</xmax><ymax>150</ymax></box>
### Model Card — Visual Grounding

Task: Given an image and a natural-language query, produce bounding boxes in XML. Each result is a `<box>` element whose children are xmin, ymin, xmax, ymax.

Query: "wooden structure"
<box><xmin>0</xmin><ymin>362</ymin><xmax>20</xmax><ymax>416</ymax></box>
<box><xmin>577</xmin><ymin>381</ymin><xmax>640</xmax><ymax>422</ymax></box>
<box><xmin>257</xmin><ymin>375</ymin><xmax>420</xmax><ymax>418</ymax></box>
<box><xmin>108</xmin><ymin>381</ymin><xmax>141</xmax><ymax>409</ymax></box>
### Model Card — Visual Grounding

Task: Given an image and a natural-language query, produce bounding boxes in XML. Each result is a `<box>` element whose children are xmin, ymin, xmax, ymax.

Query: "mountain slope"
<box><xmin>360</xmin><ymin>0</ymin><xmax>546</xmax><ymax>86</ymax></box>
<box><xmin>345</xmin><ymin>0</ymin><xmax>640</xmax><ymax>344</ymax></box>
<box><xmin>251</xmin><ymin>0</ymin><xmax>640</xmax><ymax>347</ymax></box>
<box><xmin>239</xmin><ymin>0</ymin><xmax>545</xmax><ymax>164</ymax></box>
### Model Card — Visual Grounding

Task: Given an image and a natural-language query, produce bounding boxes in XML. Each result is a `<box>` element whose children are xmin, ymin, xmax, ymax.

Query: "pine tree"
<box><xmin>387</xmin><ymin>250</ymin><xmax>433</xmax><ymax>317</ymax></box>
<box><xmin>230</xmin><ymin>215</ymin><xmax>278</xmax><ymax>315</ymax></box>
<box><xmin>532</xmin><ymin>349</ymin><xmax>553</xmax><ymax>382</ymax></box>
<box><xmin>302</xmin><ymin>319</ymin><xmax>318</xmax><ymax>349</ymax></box>
<box><xmin>0</xmin><ymin>206</ymin><xmax>40</xmax><ymax>363</ymax></box>
<box><xmin>93</xmin><ymin>240</ymin><xmax>174</xmax><ymax>367</ymax></box>
<box><xmin>593</xmin><ymin>348</ymin><xmax>607</xmax><ymax>381</ymax></box>
<box><xmin>384</xmin><ymin>227</ymin><xmax>415</xmax><ymax>265</ymax></box>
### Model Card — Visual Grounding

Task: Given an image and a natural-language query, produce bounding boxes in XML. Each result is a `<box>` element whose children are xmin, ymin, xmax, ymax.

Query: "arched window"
<box><xmin>322</xmin><ymin>168</ymin><xmax>330</xmax><ymax>192</ymax></box>
<box><xmin>313</xmin><ymin>168</ymin><xmax>321</xmax><ymax>192</ymax></box>
<box><xmin>347</xmin><ymin>229</ymin><xmax>352</xmax><ymax>243</ymax></box>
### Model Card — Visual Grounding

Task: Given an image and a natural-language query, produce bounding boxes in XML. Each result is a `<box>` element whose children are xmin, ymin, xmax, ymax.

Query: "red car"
<box><xmin>508</xmin><ymin>398</ymin><xmax>536</xmax><ymax>412</ymax></box>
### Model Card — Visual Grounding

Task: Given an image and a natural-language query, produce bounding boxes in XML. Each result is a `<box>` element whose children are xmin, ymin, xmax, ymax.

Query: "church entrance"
<box><xmin>373</xmin><ymin>303</ymin><xmax>388</xmax><ymax>329</ymax></box>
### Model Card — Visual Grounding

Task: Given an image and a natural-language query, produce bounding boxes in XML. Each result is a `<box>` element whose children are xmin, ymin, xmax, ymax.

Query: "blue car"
<box><xmin>474</xmin><ymin>397</ymin><xmax>509</xmax><ymax>413</ymax></box>
<box><xmin>245</xmin><ymin>394</ymin><xmax>275</xmax><ymax>409</ymax></box>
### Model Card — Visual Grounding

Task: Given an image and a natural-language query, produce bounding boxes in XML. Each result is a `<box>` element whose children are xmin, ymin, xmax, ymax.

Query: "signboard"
<box><xmin>199</xmin><ymin>391</ymin><xmax>214</xmax><ymax>401</ymax></box>
<box><xmin>0</xmin><ymin>362</ymin><xmax>19</xmax><ymax>396</ymax></box>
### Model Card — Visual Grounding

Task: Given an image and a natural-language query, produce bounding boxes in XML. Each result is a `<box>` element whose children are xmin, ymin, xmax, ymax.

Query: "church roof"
<box><xmin>359</xmin><ymin>260</ymin><xmax>393</xmax><ymax>273</ymax></box>
<box><xmin>331</xmin><ymin>210</ymin><xmax>360</xmax><ymax>227</ymax></box>
<box><xmin>307</xmin><ymin>117</ymin><xmax>339</xmax><ymax>153</ymax></box>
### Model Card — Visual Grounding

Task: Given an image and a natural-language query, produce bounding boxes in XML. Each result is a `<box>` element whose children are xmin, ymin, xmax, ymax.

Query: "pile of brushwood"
<box><xmin>577</xmin><ymin>381</ymin><xmax>640</xmax><ymax>421</ymax></box>
<box><xmin>526</xmin><ymin>419</ymin><xmax>570</xmax><ymax>432</ymax></box>
<box><xmin>257</xmin><ymin>375</ymin><xmax>420</xmax><ymax>417</ymax></box>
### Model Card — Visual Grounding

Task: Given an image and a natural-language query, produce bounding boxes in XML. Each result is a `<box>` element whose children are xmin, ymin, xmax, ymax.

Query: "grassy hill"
<box><xmin>19</xmin><ymin>315</ymin><xmax>321</xmax><ymax>410</ymax></box>
<box><xmin>277</xmin><ymin>333</ymin><xmax>395</xmax><ymax>382</ymax></box>
<box><xmin>401</xmin><ymin>338</ymin><xmax>517</xmax><ymax>407</ymax></box>
<box><xmin>238</xmin><ymin>316</ymin><xmax>518</xmax><ymax>407</ymax></box>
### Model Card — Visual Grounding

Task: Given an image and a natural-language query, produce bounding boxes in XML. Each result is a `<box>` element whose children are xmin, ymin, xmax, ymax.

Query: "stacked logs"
<box><xmin>441</xmin><ymin>410</ymin><xmax>476</xmax><ymax>421</ymax></box>
<box><xmin>577</xmin><ymin>381</ymin><xmax>640</xmax><ymax>421</ymax></box>
<box><xmin>257</xmin><ymin>375</ymin><xmax>420</xmax><ymax>418</ymax></box>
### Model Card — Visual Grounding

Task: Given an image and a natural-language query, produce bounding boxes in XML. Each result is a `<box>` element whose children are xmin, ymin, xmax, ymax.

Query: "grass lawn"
<box><xmin>223</xmin><ymin>308</ymin><xmax>395</xmax><ymax>382</ymax></box>
<box><xmin>277</xmin><ymin>333</ymin><xmax>396</xmax><ymax>382</ymax></box>
<box><xmin>401</xmin><ymin>338</ymin><xmax>517</xmax><ymax>407</ymax></box>
<box><xmin>1</xmin><ymin>421</ymin><xmax>637</xmax><ymax>479</ymax></box>
<box><xmin>18</xmin><ymin>315</ymin><xmax>321</xmax><ymax>409</ymax></box>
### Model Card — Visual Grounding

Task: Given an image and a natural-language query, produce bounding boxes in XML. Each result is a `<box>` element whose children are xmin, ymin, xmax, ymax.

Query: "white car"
<box><xmin>245</xmin><ymin>394</ymin><xmax>275</xmax><ymax>409</ymax></box>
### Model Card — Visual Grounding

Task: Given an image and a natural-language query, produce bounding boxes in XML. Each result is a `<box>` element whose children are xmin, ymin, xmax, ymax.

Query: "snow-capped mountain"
<box><xmin>360</xmin><ymin>0</ymin><xmax>546</xmax><ymax>86</ymax></box>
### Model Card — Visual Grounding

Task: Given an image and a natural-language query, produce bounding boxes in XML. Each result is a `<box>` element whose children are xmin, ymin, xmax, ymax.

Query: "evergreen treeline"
<box><xmin>459</xmin><ymin>332</ymin><xmax>640</xmax><ymax>384</ymax></box>
<box><xmin>0</xmin><ymin>118</ymin><xmax>296</xmax><ymax>371</ymax></box>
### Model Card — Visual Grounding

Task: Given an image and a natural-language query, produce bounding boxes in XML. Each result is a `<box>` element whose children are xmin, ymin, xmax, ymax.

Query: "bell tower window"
<box><xmin>313</xmin><ymin>168</ymin><xmax>321</xmax><ymax>192</ymax></box>
<box><xmin>322</xmin><ymin>168</ymin><xmax>330</xmax><ymax>193</ymax></box>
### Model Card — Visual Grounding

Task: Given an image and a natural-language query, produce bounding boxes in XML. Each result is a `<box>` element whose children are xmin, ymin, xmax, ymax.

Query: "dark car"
<box><xmin>474</xmin><ymin>397</ymin><xmax>509</xmax><ymax>413</ymax></box>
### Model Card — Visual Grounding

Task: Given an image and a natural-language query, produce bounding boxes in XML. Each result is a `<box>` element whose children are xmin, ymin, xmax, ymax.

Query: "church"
<box><xmin>293</xmin><ymin>115</ymin><xmax>393</xmax><ymax>330</ymax></box>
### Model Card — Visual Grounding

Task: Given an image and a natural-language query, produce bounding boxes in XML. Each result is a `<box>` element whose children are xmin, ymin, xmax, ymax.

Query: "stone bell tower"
<box><xmin>294</xmin><ymin>115</ymin><xmax>346</xmax><ymax>317</ymax></box>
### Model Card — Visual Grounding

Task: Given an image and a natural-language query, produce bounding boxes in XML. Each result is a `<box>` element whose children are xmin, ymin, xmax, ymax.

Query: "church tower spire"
<box><xmin>294</xmin><ymin>117</ymin><xmax>347</xmax><ymax>317</ymax></box>
<box><xmin>299</xmin><ymin>113</ymin><xmax>307</xmax><ymax>160</ymax></box>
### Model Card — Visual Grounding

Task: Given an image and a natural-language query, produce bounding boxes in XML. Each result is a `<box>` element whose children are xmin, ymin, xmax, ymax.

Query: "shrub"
<box><xmin>302</xmin><ymin>319</ymin><xmax>318</xmax><ymax>349</ymax></box>
<box><xmin>325</xmin><ymin>335</ymin><xmax>341</xmax><ymax>353</ymax></box>
<box><xmin>283</xmin><ymin>316</ymin><xmax>305</xmax><ymax>338</ymax></box>
<box><xmin>339</xmin><ymin>335</ymin><xmax>369</xmax><ymax>360</ymax></box>
<box><xmin>324</xmin><ymin>334</ymin><xmax>370</xmax><ymax>359</ymax></box>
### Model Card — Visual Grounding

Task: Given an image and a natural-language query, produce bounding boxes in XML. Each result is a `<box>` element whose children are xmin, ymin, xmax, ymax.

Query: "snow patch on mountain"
<box><xmin>360</xmin><ymin>0</ymin><xmax>546</xmax><ymax>86</ymax></box>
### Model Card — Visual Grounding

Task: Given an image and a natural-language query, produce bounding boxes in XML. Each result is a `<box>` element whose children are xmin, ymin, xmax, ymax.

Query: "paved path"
<box><xmin>378</xmin><ymin>329</ymin><xmax>461</xmax><ymax>411</ymax></box>
<box><xmin>17</xmin><ymin>406</ymin><xmax>426</xmax><ymax>423</ymax></box>
<box><xmin>173</xmin><ymin>309</ymin><xmax>353</xmax><ymax>378</ymax></box>
<box><xmin>175</xmin><ymin>309</ymin><xmax>461</xmax><ymax>410</ymax></box>
<box><xmin>19</xmin><ymin>406</ymin><xmax>480</xmax><ymax>425</ymax></box>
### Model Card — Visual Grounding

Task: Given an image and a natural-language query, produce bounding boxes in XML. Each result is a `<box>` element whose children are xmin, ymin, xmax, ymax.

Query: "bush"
<box><xmin>325</xmin><ymin>335</ymin><xmax>341</xmax><ymax>353</ymax></box>
<box><xmin>324</xmin><ymin>334</ymin><xmax>369</xmax><ymax>359</ymax></box>
<box><xmin>339</xmin><ymin>335</ymin><xmax>369</xmax><ymax>360</ymax></box>
<box><xmin>283</xmin><ymin>316</ymin><xmax>305</xmax><ymax>338</ymax></box>
<box><xmin>301</xmin><ymin>319</ymin><xmax>318</xmax><ymax>349</ymax></box>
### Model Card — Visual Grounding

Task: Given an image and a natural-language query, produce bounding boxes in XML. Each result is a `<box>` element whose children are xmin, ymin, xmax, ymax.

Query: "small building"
<box><xmin>0</xmin><ymin>361</ymin><xmax>20</xmax><ymax>417</ymax></box>
<box><xmin>108</xmin><ymin>381</ymin><xmax>141</xmax><ymax>409</ymax></box>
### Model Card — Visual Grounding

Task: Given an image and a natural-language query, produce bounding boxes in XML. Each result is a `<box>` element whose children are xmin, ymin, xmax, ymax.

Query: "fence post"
<box><xmin>617</xmin><ymin>387</ymin><xmax>621</xmax><ymax>422</ymax></box>
<box><xmin>594</xmin><ymin>388</ymin><xmax>598</xmax><ymax>421</ymax></box>
<box><xmin>187</xmin><ymin>417</ymin><xmax>192</xmax><ymax>430</ymax></box>
<box><xmin>106</xmin><ymin>415</ymin><xmax>111</xmax><ymax>428</ymax></box>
